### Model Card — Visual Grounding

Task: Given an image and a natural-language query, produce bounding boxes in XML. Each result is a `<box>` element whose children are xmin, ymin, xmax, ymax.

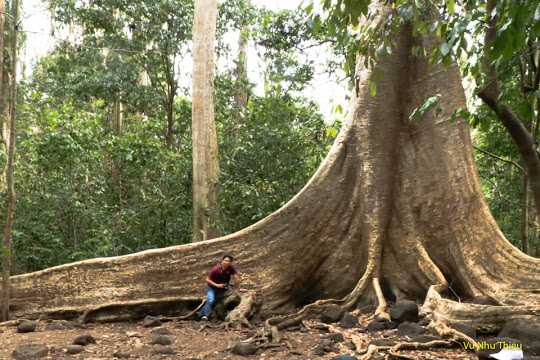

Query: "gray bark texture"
<box><xmin>4</xmin><ymin>11</ymin><xmax>540</xmax><ymax>328</ymax></box>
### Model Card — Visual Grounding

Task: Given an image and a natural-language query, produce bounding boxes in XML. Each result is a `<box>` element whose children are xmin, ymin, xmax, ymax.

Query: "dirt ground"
<box><xmin>0</xmin><ymin>316</ymin><xmax>479</xmax><ymax>360</ymax></box>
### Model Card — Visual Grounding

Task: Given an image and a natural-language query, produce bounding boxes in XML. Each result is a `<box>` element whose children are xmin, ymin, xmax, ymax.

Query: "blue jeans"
<box><xmin>199</xmin><ymin>285</ymin><xmax>225</xmax><ymax>318</ymax></box>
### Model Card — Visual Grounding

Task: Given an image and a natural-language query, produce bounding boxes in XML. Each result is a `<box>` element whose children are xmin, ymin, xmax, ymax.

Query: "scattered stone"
<box><xmin>314</xmin><ymin>344</ymin><xmax>326</xmax><ymax>356</ymax></box>
<box><xmin>373</xmin><ymin>316</ymin><xmax>389</xmax><ymax>323</ymax></box>
<box><xmin>359</xmin><ymin>305</ymin><xmax>377</xmax><ymax>315</ymax></box>
<box><xmin>113</xmin><ymin>351</ymin><xmax>131</xmax><ymax>358</ymax></box>
<box><xmin>367</xmin><ymin>320</ymin><xmax>387</xmax><ymax>333</ymax></box>
<box><xmin>470</xmin><ymin>295</ymin><xmax>500</xmax><ymax>306</ymax></box>
<box><xmin>331</xmin><ymin>356</ymin><xmax>359</xmax><ymax>360</ymax></box>
<box><xmin>476</xmin><ymin>337</ymin><xmax>522</xmax><ymax>360</ymax></box>
<box><xmin>384</xmin><ymin>321</ymin><xmax>398</xmax><ymax>330</ymax></box>
<box><xmin>321</xmin><ymin>305</ymin><xmax>346</xmax><ymax>324</ymax></box>
<box><xmin>322</xmin><ymin>338</ymin><xmax>333</xmax><ymax>347</ymax></box>
<box><xmin>339</xmin><ymin>313</ymin><xmax>359</xmax><ymax>329</ymax></box>
<box><xmin>17</xmin><ymin>321</ymin><xmax>38</xmax><ymax>333</ymax></box>
<box><xmin>66</xmin><ymin>345</ymin><xmax>85</xmax><ymax>354</ymax></box>
<box><xmin>449</xmin><ymin>323</ymin><xmax>477</xmax><ymax>340</ymax></box>
<box><xmin>410</xmin><ymin>334</ymin><xmax>442</xmax><ymax>343</ymax></box>
<box><xmin>65</xmin><ymin>321</ymin><xmax>86</xmax><ymax>329</ymax></box>
<box><xmin>390</xmin><ymin>301</ymin><xmax>419</xmax><ymax>323</ymax></box>
<box><xmin>327</xmin><ymin>332</ymin><xmax>344</xmax><ymax>343</ymax></box>
<box><xmin>143</xmin><ymin>315</ymin><xmax>162</xmax><ymax>328</ymax></box>
<box><xmin>418</xmin><ymin>318</ymin><xmax>430</xmax><ymax>326</ymax></box>
<box><xmin>345</xmin><ymin>341</ymin><xmax>356</xmax><ymax>350</ymax></box>
<box><xmin>232</xmin><ymin>342</ymin><xmax>258</xmax><ymax>356</ymax></box>
<box><xmin>369</xmin><ymin>338</ymin><xmax>396</xmax><ymax>347</ymax></box>
<box><xmin>151</xmin><ymin>336</ymin><xmax>172</xmax><ymax>346</ymax></box>
<box><xmin>499</xmin><ymin>319</ymin><xmax>540</xmax><ymax>344</ymax></box>
<box><xmin>152</xmin><ymin>347</ymin><xmax>174</xmax><ymax>355</ymax></box>
<box><xmin>396</xmin><ymin>322</ymin><xmax>426</xmax><ymax>337</ymax></box>
<box><xmin>45</xmin><ymin>323</ymin><xmax>69</xmax><ymax>331</ymax></box>
<box><xmin>150</xmin><ymin>327</ymin><xmax>171</xmax><ymax>335</ymax></box>
<box><xmin>12</xmin><ymin>343</ymin><xmax>49</xmax><ymax>360</ymax></box>
<box><xmin>125</xmin><ymin>331</ymin><xmax>143</xmax><ymax>338</ymax></box>
<box><xmin>299</xmin><ymin>326</ymin><xmax>309</xmax><ymax>333</ymax></box>
<box><xmin>73</xmin><ymin>334</ymin><xmax>97</xmax><ymax>346</ymax></box>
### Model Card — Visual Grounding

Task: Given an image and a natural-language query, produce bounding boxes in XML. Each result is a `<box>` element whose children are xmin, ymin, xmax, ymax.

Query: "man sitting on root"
<box><xmin>197</xmin><ymin>254</ymin><xmax>247</xmax><ymax>321</ymax></box>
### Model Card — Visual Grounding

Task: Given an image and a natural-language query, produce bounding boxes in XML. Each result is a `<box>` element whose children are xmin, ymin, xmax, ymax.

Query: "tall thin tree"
<box><xmin>1</xmin><ymin>0</ymin><xmax>19</xmax><ymax>322</ymax></box>
<box><xmin>192</xmin><ymin>0</ymin><xmax>221</xmax><ymax>242</ymax></box>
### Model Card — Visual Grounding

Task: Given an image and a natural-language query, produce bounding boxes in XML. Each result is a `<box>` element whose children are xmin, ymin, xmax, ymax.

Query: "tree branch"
<box><xmin>473</xmin><ymin>145</ymin><xmax>526</xmax><ymax>175</ymax></box>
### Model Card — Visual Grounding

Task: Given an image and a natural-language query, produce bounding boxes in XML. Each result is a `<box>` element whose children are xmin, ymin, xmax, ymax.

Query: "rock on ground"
<box><xmin>143</xmin><ymin>315</ymin><xmax>162</xmax><ymax>328</ymax></box>
<box><xmin>232</xmin><ymin>342</ymin><xmax>258</xmax><ymax>356</ymax></box>
<box><xmin>17</xmin><ymin>321</ymin><xmax>37</xmax><ymax>333</ymax></box>
<box><xmin>390</xmin><ymin>301</ymin><xmax>419</xmax><ymax>323</ymax></box>
<box><xmin>66</xmin><ymin>345</ymin><xmax>85</xmax><ymax>354</ymax></box>
<box><xmin>12</xmin><ymin>343</ymin><xmax>49</xmax><ymax>360</ymax></box>
<box><xmin>321</xmin><ymin>304</ymin><xmax>346</xmax><ymax>324</ymax></box>
<box><xmin>499</xmin><ymin>319</ymin><xmax>540</xmax><ymax>345</ymax></box>
<box><xmin>73</xmin><ymin>334</ymin><xmax>97</xmax><ymax>345</ymax></box>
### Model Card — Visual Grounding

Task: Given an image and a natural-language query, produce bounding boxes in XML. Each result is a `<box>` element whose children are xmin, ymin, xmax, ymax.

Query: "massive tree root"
<box><xmin>4</xmin><ymin>6</ymin><xmax>540</xmax><ymax>357</ymax></box>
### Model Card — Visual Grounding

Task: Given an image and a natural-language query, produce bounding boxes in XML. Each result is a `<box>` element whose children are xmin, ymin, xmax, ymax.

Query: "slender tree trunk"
<box><xmin>521</xmin><ymin>176</ymin><xmax>530</xmax><ymax>254</ymax></box>
<box><xmin>0</xmin><ymin>0</ymin><xmax>5</xmax><ymax>192</ymax></box>
<box><xmin>113</xmin><ymin>99</ymin><xmax>122</xmax><ymax>135</ymax></box>
<box><xmin>1</xmin><ymin>0</ymin><xmax>18</xmax><ymax>322</ymax></box>
<box><xmin>166</xmin><ymin>85</ymin><xmax>174</xmax><ymax>150</ymax></box>
<box><xmin>233</xmin><ymin>0</ymin><xmax>250</xmax><ymax>113</ymax></box>
<box><xmin>192</xmin><ymin>0</ymin><xmax>221</xmax><ymax>241</ymax></box>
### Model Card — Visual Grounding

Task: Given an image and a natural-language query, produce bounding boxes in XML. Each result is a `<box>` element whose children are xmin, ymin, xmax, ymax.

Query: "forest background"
<box><xmin>0</xmin><ymin>0</ymin><xmax>539</xmax><ymax>277</ymax></box>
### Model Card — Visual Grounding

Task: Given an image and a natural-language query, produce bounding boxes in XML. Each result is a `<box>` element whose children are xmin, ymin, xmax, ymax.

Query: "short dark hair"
<box><xmin>223</xmin><ymin>255</ymin><xmax>233</xmax><ymax>262</ymax></box>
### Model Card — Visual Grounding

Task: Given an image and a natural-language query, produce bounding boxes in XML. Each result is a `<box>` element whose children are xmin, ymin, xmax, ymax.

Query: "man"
<box><xmin>197</xmin><ymin>255</ymin><xmax>247</xmax><ymax>321</ymax></box>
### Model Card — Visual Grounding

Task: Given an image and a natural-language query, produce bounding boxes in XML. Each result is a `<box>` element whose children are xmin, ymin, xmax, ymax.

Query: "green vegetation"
<box><xmin>2</xmin><ymin>0</ymin><xmax>540</xmax><ymax>275</ymax></box>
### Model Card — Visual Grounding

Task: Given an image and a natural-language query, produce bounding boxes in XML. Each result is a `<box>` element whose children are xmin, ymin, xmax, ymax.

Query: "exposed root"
<box><xmin>371</xmin><ymin>277</ymin><xmax>390</xmax><ymax>320</ymax></box>
<box><xmin>420</xmin><ymin>285</ymin><xmax>540</xmax><ymax>335</ymax></box>
<box><xmin>360</xmin><ymin>339</ymin><xmax>455</xmax><ymax>359</ymax></box>
<box><xmin>223</xmin><ymin>290</ymin><xmax>261</xmax><ymax>329</ymax></box>
<box><xmin>164</xmin><ymin>300</ymin><xmax>206</xmax><ymax>321</ymax></box>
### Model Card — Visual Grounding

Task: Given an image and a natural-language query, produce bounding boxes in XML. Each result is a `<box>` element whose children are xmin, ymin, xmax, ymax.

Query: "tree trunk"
<box><xmin>192</xmin><ymin>0</ymin><xmax>221</xmax><ymax>242</ymax></box>
<box><xmin>1</xmin><ymin>0</ymin><xmax>18</xmax><ymax>322</ymax></box>
<box><xmin>113</xmin><ymin>99</ymin><xmax>122</xmax><ymax>136</ymax></box>
<box><xmin>5</xmin><ymin>11</ymin><xmax>540</xmax><ymax>331</ymax></box>
<box><xmin>233</xmin><ymin>0</ymin><xmax>250</xmax><ymax>112</ymax></box>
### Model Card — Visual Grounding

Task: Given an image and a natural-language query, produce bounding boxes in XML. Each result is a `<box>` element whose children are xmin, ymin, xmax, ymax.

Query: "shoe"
<box><xmin>201</xmin><ymin>316</ymin><xmax>208</xmax><ymax>321</ymax></box>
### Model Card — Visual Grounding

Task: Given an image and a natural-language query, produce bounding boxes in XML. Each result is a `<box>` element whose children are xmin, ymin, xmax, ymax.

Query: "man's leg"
<box><xmin>198</xmin><ymin>286</ymin><xmax>216</xmax><ymax>320</ymax></box>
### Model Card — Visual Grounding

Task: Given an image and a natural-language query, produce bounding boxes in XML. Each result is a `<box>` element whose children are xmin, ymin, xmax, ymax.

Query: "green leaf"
<box><xmin>409</xmin><ymin>94</ymin><xmax>441</xmax><ymax>122</ymax></box>
<box><xmin>441</xmin><ymin>42</ymin><xmax>452</xmax><ymax>56</ymax></box>
<box><xmin>446</xmin><ymin>0</ymin><xmax>455</xmax><ymax>14</ymax></box>
<box><xmin>535</xmin><ymin>3</ymin><xmax>540</xmax><ymax>21</ymax></box>
<box><xmin>306</xmin><ymin>18</ymin><xmax>315</xmax><ymax>30</ymax></box>
<box><xmin>305</xmin><ymin>1</ymin><xmax>314</xmax><ymax>15</ymax></box>
<box><xmin>1</xmin><ymin>247</ymin><xmax>12</xmax><ymax>258</ymax></box>
<box><xmin>370</xmin><ymin>81</ymin><xmax>377</xmax><ymax>97</ymax></box>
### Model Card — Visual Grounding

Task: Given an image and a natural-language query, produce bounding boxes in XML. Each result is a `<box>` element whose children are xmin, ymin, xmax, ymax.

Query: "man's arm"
<box><xmin>233</xmin><ymin>274</ymin><xmax>247</xmax><ymax>292</ymax></box>
<box><xmin>206</xmin><ymin>276</ymin><xmax>224</xmax><ymax>288</ymax></box>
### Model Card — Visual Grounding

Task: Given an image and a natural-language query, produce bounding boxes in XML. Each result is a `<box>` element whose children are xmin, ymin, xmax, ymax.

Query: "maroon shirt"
<box><xmin>208</xmin><ymin>265</ymin><xmax>237</xmax><ymax>286</ymax></box>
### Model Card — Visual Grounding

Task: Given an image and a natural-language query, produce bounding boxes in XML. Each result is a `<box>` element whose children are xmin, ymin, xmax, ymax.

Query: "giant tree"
<box><xmin>5</xmin><ymin>6</ymin><xmax>540</xmax><ymax>357</ymax></box>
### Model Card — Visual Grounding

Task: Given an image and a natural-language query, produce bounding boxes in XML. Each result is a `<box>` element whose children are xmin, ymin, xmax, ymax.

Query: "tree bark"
<box><xmin>192</xmin><ymin>0</ymin><xmax>221</xmax><ymax>241</ymax></box>
<box><xmin>1</xmin><ymin>0</ymin><xmax>18</xmax><ymax>322</ymax></box>
<box><xmin>113</xmin><ymin>99</ymin><xmax>122</xmax><ymax>136</ymax></box>
<box><xmin>4</xmin><ymin>10</ymin><xmax>540</xmax><ymax>329</ymax></box>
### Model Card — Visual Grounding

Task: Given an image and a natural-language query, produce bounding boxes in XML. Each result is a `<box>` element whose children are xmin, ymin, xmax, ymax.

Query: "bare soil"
<box><xmin>0</xmin><ymin>317</ymin><xmax>478</xmax><ymax>360</ymax></box>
